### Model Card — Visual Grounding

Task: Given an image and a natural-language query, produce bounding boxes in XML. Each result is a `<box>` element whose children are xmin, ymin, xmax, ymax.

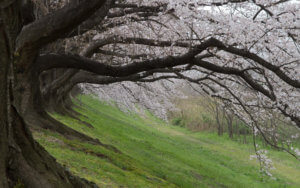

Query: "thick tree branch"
<box><xmin>16</xmin><ymin>0</ymin><xmax>108</xmax><ymax>51</ymax></box>
<box><xmin>208</xmin><ymin>38</ymin><xmax>300</xmax><ymax>88</ymax></box>
<box><xmin>35</xmin><ymin>53</ymin><xmax>193</xmax><ymax>77</ymax></box>
<box><xmin>197</xmin><ymin>0</ymin><xmax>248</xmax><ymax>6</ymax></box>
<box><xmin>97</xmin><ymin>49</ymin><xmax>149</xmax><ymax>59</ymax></box>
<box><xmin>107</xmin><ymin>4</ymin><xmax>166</xmax><ymax>18</ymax></box>
<box><xmin>67</xmin><ymin>0</ymin><xmax>115</xmax><ymax>37</ymax></box>
<box><xmin>35</xmin><ymin>36</ymin><xmax>216</xmax><ymax>77</ymax></box>
<box><xmin>37</xmin><ymin>53</ymin><xmax>275</xmax><ymax>102</ymax></box>
<box><xmin>57</xmin><ymin>69</ymin><xmax>179</xmax><ymax>98</ymax></box>
<box><xmin>69</xmin><ymin>69</ymin><xmax>177</xmax><ymax>86</ymax></box>
<box><xmin>82</xmin><ymin>35</ymin><xmax>191</xmax><ymax>57</ymax></box>
<box><xmin>193</xmin><ymin>59</ymin><xmax>276</xmax><ymax>100</ymax></box>
<box><xmin>85</xmin><ymin>37</ymin><xmax>299</xmax><ymax>89</ymax></box>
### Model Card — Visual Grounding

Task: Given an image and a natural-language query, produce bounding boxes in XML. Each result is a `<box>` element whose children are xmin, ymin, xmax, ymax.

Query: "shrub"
<box><xmin>171</xmin><ymin>117</ymin><xmax>185</xmax><ymax>127</ymax></box>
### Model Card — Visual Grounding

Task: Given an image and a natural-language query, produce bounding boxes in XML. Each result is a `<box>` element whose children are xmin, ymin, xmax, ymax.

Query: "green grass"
<box><xmin>33</xmin><ymin>96</ymin><xmax>300</xmax><ymax>188</ymax></box>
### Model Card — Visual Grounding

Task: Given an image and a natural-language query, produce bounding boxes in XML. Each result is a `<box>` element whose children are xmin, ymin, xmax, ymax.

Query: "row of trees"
<box><xmin>0</xmin><ymin>0</ymin><xmax>299</xmax><ymax>187</ymax></box>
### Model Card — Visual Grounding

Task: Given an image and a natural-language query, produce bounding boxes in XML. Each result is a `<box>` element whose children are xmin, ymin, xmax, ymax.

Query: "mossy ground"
<box><xmin>33</xmin><ymin>96</ymin><xmax>300</xmax><ymax>187</ymax></box>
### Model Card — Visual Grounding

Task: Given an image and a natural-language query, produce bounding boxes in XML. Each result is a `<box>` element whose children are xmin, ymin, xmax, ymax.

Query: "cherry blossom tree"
<box><xmin>0</xmin><ymin>0</ymin><xmax>299</xmax><ymax>187</ymax></box>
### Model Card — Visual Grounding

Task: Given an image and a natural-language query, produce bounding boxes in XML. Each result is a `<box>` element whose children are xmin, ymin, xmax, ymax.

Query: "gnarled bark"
<box><xmin>0</xmin><ymin>1</ymin><xmax>108</xmax><ymax>187</ymax></box>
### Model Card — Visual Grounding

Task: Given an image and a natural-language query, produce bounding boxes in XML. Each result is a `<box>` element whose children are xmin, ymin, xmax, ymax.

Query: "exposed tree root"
<box><xmin>27</xmin><ymin>107</ymin><xmax>122</xmax><ymax>154</ymax></box>
<box><xmin>4</xmin><ymin>107</ymin><xmax>98</xmax><ymax>188</ymax></box>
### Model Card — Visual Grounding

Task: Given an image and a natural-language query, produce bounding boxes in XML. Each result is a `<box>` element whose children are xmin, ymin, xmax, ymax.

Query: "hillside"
<box><xmin>33</xmin><ymin>96</ymin><xmax>300</xmax><ymax>188</ymax></box>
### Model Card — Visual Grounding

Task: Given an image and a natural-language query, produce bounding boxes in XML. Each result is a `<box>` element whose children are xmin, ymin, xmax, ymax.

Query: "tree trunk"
<box><xmin>216</xmin><ymin>105</ymin><xmax>223</xmax><ymax>136</ymax></box>
<box><xmin>235</xmin><ymin>119</ymin><xmax>239</xmax><ymax>140</ymax></box>
<box><xmin>0</xmin><ymin>3</ymin><xmax>97</xmax><ymax>187</ymax></box>
<box><xmin>0</xmin><ymin>12</ymin><xmax>9</xmax><ymax>187</ymax></box>
<box><xmin>225</xmin><ymin>113</ymin><xmax>233</xmax><ymax>139</ymax></box>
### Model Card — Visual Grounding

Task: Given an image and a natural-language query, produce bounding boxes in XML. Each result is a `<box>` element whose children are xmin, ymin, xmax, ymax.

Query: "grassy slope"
<box><xmin>33</xmin><ymin>96</ymin><xmax>300</xmax><ymax>188</ymax></box>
